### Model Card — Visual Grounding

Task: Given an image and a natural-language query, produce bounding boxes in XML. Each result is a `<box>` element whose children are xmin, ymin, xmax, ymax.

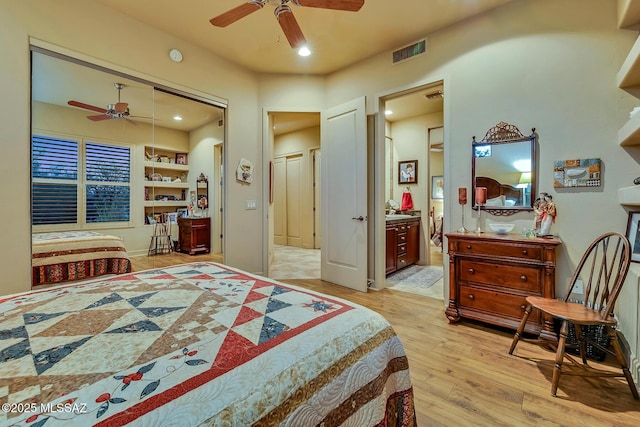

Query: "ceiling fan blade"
<box><xmin>293</xmin><ymin>0</ymin><xmax>364</xmax><ymax>12</ymax></box>
<box><xmin>276</xmin><ymin>6</ymin><xmax>307</xmax><ymax>48</ymax></box>
<box><xmin>68</xmin><ymin>100</ymin><xmax>107</xmax><ymax>114</ymax></box>
<box><xmin>87</xmin><ymin>114</ymin><xmax>112</xmax><ymax>121</ymax></box>
<box><xmin>114</xmin><ymin>102</ymin><xmax>128</xmax><ymax>113</ymax></box>
<box><xmin>210</xmin><ymin>1</ymin><xmax>264</xmax><ymax>27</ymax></box>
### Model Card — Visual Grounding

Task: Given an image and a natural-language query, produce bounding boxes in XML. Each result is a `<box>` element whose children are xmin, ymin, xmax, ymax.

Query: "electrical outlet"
<box><xmin>573</xmin><ymin>279</ymin><xmax>584</xmax><ymax>295</ymax></box>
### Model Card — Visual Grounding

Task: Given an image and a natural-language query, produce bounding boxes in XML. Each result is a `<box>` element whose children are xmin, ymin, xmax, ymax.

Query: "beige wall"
<box><xmin>0</xmin><ymin>0</ymin><xmax>260</xmax><ymax>295</ymax></box>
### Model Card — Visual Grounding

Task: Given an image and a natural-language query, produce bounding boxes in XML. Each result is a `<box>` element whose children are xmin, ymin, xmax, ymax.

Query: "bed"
<box><xmin>0</xmin><ymin>262</ymin><xmax>416</xmax><ymax>426</ymax></box>
<box><xmin>475</xmin><ymin>176</ymin><xmax>522</xmax><ymax>206</ymax></box>
<box><xmin>31</xmin><ymin>231</ymin><xmax>132</xmax><ymax>287</ymax></box>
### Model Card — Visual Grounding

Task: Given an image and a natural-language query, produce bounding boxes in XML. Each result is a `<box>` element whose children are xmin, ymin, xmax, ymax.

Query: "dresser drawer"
<box><xmin>397</xmin><ymin>232</ymin><xmax>407</xmax><ymax>244</ymax></box>
<box><xmin>459</xmin><ymin>259</ymin><xmax>541</xmax><ymax>293</ymax></box>
<box><xmin>458</xmin><ymin>285</ymin><xmax>540</xmax><ymax>323</ymax></box>
<box><xmin>397</xmin><ymin>223</ymin><xmax>408</xmax><ymax>233</ymax></box>
<box><xmin>457</xmin><ymin>240</ymin><xmax>542</xmax><ymax>261</ymax></box>
<box><xmin>397</xmin><ymin>254</ymin><xmax>408</xmax><ymax>270</ymax></box>
<box><xmin>397</xmin><ymin>242</ymin><xmax>407</xmax><ymax>255</ymax></box>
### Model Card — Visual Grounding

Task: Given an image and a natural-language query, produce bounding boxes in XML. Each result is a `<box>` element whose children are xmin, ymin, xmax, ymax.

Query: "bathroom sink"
<box><xmin>385</xmin><ymin>214</ymin><xmax>415</xmax><ymax>220</ymax></box>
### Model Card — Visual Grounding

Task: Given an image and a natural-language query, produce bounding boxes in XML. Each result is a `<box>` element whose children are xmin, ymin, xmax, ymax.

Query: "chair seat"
<box><xmin>525</xmin><ymin>296</ymin><xmax>616</xmax><ymax>326</ymax></box>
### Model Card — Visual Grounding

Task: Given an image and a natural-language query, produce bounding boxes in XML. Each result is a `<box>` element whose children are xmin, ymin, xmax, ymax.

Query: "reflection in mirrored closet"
<box><xmin>30</xmin><ymin>48</ymin><xmax>225</xmax><ymax>287</ymax></box>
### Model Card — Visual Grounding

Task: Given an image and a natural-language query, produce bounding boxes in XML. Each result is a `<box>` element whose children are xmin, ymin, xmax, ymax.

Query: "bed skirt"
<box><xmin>32</xmin><ymin>257</ymin><xmax>132</xmax><ymax>286</ymax></box>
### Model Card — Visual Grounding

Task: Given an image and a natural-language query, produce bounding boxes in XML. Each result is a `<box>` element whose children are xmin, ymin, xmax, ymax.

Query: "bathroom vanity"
<box><xmin>385</xmin><ymin>215</ymin><xmax>420</xmax><ymax>275</ymax></box>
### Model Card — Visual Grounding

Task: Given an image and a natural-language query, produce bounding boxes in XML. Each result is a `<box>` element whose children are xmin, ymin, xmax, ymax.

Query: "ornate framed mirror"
<box><xmin>471</xmin><ymin>122</ymin><xmax>537</xmax><ymax>216</ymax></box>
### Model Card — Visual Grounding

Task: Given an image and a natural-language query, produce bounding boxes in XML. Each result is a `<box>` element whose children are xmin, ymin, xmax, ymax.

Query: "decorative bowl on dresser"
<box><xmin>445</xmin><ymin>232</ymin><xmax>562</xmax><ymax>341</ymax></box>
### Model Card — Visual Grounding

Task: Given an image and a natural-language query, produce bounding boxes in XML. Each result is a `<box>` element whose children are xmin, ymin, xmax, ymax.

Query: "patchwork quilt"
<box><xmin>1</xmin><ymin>262</ymin><xmax>415</xmax><ymax>426</ymax></box>
<box><xmin>32</xmin><ymin>231</ymin><xmax>131</xmax><ymax>286</ymax></box>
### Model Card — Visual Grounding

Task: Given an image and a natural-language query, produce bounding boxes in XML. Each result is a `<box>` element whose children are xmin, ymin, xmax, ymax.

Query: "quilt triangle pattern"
<box><xmin>0</xmin><ymin>262</ymin><xmax>354</xmax><ymax>426</ymax></box>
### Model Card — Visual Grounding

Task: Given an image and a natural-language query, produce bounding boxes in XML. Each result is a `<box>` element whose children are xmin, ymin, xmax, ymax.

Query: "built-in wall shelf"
<box><xmin>618</xmin><ymin>109</ymin><xmax>640</xmax><ymax>145</ymax></box>
<box><xmin>618</xmin><ymin>34</ymin><xmax>640</xmax><ymax>88</ymax></box>
<box><xmin>144</xmin><ymin>201</ymin><xmax>188</xmax><ymax>208</ymax></box>
<box><xmin>143</xmin><ymin>161</ymin><xmax>189</xmax><ymax>172</ymax></box>
<box><xmin>619</xmin><ymin>185</ymin><xmax>640</xmax><ymax>205</ymax></box>
<box><xmin>618</xmin><ymin>0</ymin><xmax>640</xmax><ymax>29</ymax></box>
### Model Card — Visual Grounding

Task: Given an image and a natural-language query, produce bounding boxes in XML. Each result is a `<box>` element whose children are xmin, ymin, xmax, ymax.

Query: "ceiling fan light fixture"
<box><xmin>298</xmin><ymin>46</ymin><xmax>311</xmax><ymax>56</ymax></box>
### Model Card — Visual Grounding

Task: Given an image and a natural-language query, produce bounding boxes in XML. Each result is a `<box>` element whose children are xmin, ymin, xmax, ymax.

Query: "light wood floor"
<box><xmin>130</xmin><ymin>252</ymin><xmax>640</xmax><ymax>426</ymax></box>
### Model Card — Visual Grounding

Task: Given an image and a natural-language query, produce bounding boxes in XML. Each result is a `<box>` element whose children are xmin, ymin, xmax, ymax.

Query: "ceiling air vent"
<box><xmin>392</xmin><ymin>39</ymin><xmax>426</xmax><ymax>64</ymax></box>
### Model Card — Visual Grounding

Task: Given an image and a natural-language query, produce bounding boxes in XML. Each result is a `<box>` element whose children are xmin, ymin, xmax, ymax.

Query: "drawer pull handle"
<box><xmin>520</xmin><ymin>275</ymin><xmax>527</xmax><ymax>282</ymax></box>
<box><xmin>466</xmin><ymin>245</ymin><xmax>472</xmax><ymax>249</ymax></box>
<box><xmin>522</xmin><ymin>249</ymin><xmax>528</xmax><ymax>255</ymax></box>
<box><xmin>468</xmin><ymin>294</ymin><xmax>475</xmax><ymax>300</ymax></box>
<box><xmin>468</xmin><ymin>268</ymin><xmax>475</xmax><ymax>274</ymax></box>
<box><xmin>521</xmin><ymin>304</ymin><xmax>526</xmax><ymax>310</ymax></box>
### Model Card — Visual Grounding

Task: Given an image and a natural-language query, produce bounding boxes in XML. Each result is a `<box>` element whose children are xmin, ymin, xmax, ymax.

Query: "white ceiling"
<box><xmin>97</xmin><ymin>0</ymin><xmax>512</xmax><ymax>75</ymax></box>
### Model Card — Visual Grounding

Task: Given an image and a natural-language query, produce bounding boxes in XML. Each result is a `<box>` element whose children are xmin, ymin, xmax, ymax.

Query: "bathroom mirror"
<box><xmin>471</xmin><ymin>122</ymin><xmax>537</xmax><ymax>215</ymax></box>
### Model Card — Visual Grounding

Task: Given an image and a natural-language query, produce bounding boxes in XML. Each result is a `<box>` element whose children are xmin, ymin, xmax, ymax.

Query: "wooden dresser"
<box><xmin>445</xmin><ymin>232</ymin><xmax>561</xmax><ymax>340</ymax></box>
<box><xmin>177</xmin><ymin>217</ymin><xmax>211</xmax><ymax>255</ymax></box>
<box><xmin>386</xmin><ymin>217</ymin><xmax>420</xmax><ymax>275</ymax></box>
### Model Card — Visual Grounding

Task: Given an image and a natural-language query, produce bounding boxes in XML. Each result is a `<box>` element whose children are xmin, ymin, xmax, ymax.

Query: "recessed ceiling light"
<box><xmin>298</xmin><ymin>46</ymin><xmax>311</xmax><ymax>57</ymax></box>
<box><xmin>385</xmin><ymin>110</ymin><xmax>393</xmax><ymax>116</ymax></box>
<box><xmin>173</xmin><ymin>115</ymin><xmax>183</xmax><ymax>121</ymax></box>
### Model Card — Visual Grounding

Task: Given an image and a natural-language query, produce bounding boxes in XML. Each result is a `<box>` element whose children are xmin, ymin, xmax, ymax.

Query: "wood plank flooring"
<box><xmin>130</xmin><ymin>252</ymin><xmax>640</xmax><ymax>426</ymax></box>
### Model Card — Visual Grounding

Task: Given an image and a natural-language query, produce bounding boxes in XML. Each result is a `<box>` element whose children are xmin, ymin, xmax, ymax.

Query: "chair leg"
<box><xmin>551</xmin><ymin>320</ymin><xmax>569</xmax><ymax>397</ymax></box>
<box><xmin>608</xmin><ymin>328</ymin><xmax>640</xmax><ymax>400</ymax></box>
<box><xmin>509</xmin><ymin>303</ymin><xmax>533</xmax><ymax>355</ymax></box>
<box><xmin>575</xmin><ymin>324</ymin><xmax>588</xmax><ymax>365</ymax></box>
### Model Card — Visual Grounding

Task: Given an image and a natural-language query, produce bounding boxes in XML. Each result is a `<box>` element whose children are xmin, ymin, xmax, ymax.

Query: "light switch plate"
<box><xmin>246</xmin><ymin>200</ymin><xmax>256</xmax><ymax>210</ymax></box>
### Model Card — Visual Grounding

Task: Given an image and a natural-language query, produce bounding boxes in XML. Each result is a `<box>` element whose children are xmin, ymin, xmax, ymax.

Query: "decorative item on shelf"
<box><xmin>457</xmin><ymin>187</ymin><xmax>470</xmax><ymax>233</ymax></box>
<box><xmin>162</xmin><ymin>176</ymin><xmax>172</xmax><ymax>183</ymax></box>
<box><xmin>475</xmin><ymin>186</ymin><xmax>487</xmax><ymax>233</ymax></box>
<box><xmin>533</xmin><ymin>192</ymin><xmax>556</xmax><ymax>236</ymax></box>
<box><xmin>150</xmin><ymin>172</ymin><xmax>163</xmax><ymax>181</ymax></box>
<box><xmin>236</xmin><ymin>158</ymin><xmax>254</xmax><ymax>184</ymax></box>
<box><xmin>176</xmin><ymin>152</ymin><xmax>188</xmax><ymax>165</ymax></box>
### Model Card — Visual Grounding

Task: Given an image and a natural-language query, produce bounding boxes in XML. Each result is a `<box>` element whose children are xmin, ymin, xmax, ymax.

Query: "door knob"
<box><xmin>352</xmin><ymin>216</ymin><xmax>366</xmax><ymax>222</ymax></box>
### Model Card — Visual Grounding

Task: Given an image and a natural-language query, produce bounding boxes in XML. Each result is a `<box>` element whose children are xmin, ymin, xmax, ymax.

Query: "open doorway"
<box><xmin>381</xmin><ymin>81</ymin><xmax>445</xmax><ymax>299</ymax></box>
<box><xmin>268</xmin><ymin>112</ymin><xmax>321</xmax><ymax>280</ymax></box>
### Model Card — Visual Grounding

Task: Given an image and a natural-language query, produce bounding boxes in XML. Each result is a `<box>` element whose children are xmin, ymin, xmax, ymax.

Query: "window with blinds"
<box><xmin>31</xmin><ymin>135</ymin><xmax>131</xmax><ymax>227</ymax></box>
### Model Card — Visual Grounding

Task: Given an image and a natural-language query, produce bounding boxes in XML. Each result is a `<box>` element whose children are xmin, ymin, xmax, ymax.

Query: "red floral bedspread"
<box><xmin>32</xmin><ymin>231</ymin><xmax>131</xmax><ymax>286</ymax></box>
<box><xmin>0</xmin><ymin>262</ymin><xmax>415</xmax><ymax>426</ymax></box>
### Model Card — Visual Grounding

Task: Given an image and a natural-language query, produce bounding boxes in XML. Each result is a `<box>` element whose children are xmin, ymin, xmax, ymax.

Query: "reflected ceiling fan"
<box><xmin>210</xmin><ymin>0</ymin><xmax>365</xmax><ymax>48</ymax></box>
<box><xmin>68</xmin><ymin>83</ymin><xmax>150</xmax><ymax>122</ymax></box>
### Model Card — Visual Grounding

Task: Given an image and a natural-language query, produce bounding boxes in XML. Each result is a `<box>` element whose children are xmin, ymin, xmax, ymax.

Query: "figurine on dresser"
<box><xmin>533</xmin><ymin>192</ymin><xmax>556</xmax><ymax>236</ymax></box>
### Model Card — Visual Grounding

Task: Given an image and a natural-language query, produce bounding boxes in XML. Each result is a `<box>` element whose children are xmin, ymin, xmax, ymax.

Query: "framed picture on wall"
<box><xmin>175</xmin><ymin>153</ymin><xmax>188</xmax><ymax>165</ymax></box>
<box><xmin>432</xmin><ymin>175</ymin><xmax>444</xmax><ymax>199</ymax></box>
<box><xmin>626</xmin><ymin>211</ymin><xmax>640</xmax><ymax>263</ymax></box>
<box><xmin>398</xmin><ymin>160</ymin><xmax>417</xmax><ymax>184</ymax></box>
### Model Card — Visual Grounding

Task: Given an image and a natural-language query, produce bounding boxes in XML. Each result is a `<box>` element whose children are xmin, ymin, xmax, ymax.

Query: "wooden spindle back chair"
<box><xmin>509</xmin><ymin>232</ymin><xmax>637</xmax><ymax>399</ymax></box>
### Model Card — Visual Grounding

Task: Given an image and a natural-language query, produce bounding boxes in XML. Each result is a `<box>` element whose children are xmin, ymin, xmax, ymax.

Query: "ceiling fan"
<box><xmin>210</xmin><ymin>0</ymin><xmax>365</xmax><ymax>49</ymax></box>
<box><xmin>68</xmin><ymin>83</ymin><xmax>148</xmax><ymax>122</ymax></box>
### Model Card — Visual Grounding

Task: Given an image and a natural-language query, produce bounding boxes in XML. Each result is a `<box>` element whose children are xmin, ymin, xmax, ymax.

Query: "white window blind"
<box><xmin>31</xmin><ymin>135</ymin><xmax>79</xmax><ymax>225</ymax></box>
<box><xmin>85</xmin><ymin>142</ymin><xmax>131</xmax><ymax>223</ymax></box>
<box><xmin>31</xmin><ymin>135</ymin><xmax>131</xmax><ymax>227</ymax></box>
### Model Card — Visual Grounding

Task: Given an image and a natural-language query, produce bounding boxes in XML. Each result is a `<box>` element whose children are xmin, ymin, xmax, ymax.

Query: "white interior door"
<box><xmin>321</xmin><ymin>97</ymin><xmax>367</xmax><ymax>291</ymax></box>
<box><xmin>272</xmin><ymin>157</ymin><xmax>286</xmax><ymax>246</ymax></box>
<box><xmin>313</xmin><ymin>149</ymin><xmax>321</xmax><ymax>249</ymax></box>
